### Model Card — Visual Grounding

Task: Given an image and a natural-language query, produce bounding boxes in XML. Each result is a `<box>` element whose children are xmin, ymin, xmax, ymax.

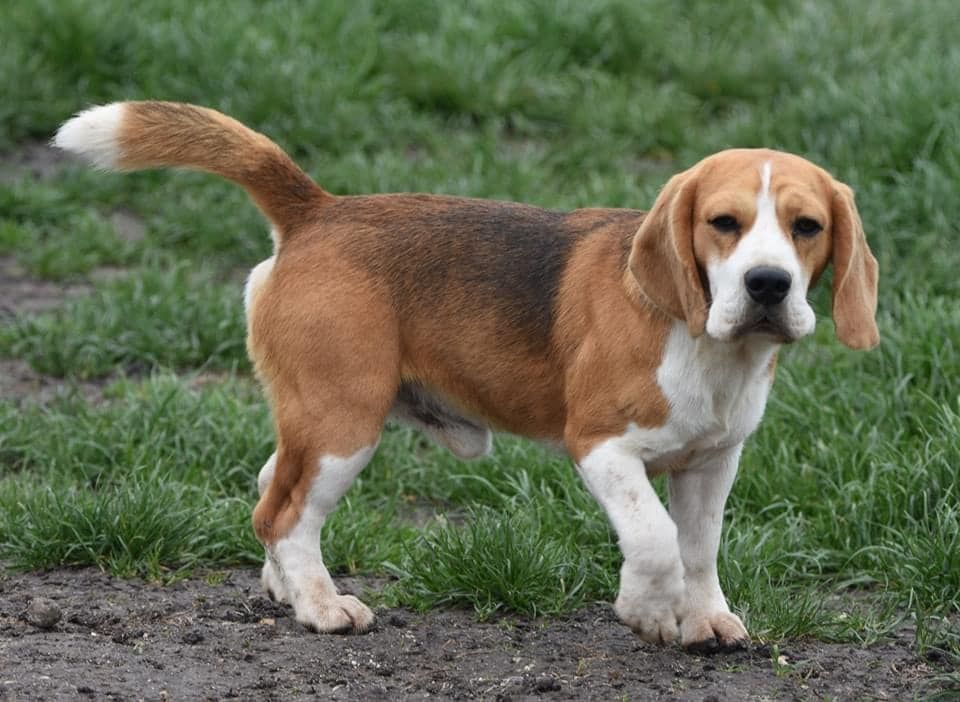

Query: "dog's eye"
<box><xmin>709</xmin><ymin>215</ymin><xmax>739</xmax><ymax>233</ymax></box>
<box><xmin>792</xmin><ymin>217</ymin><xmax>822</xmax><ymax>237</ymax></box>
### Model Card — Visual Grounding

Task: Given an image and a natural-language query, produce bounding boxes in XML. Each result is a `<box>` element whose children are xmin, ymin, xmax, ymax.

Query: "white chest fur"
<box><xmin>619</xmin><ymin>322</ymin><xmax>776</xmax><ymax>470</ymax></box>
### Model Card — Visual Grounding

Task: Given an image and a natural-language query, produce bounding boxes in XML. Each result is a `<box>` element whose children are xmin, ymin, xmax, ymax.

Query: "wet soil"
<box><xmin>0</xmin><ymin>568</ymin><xmax>949</xmax><ymax>701</ymax></box>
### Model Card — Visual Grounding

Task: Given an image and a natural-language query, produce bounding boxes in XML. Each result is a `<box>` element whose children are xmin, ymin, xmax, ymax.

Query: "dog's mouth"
<box><xmin>735</xmin><ymin>314</ymin><xmax>794</xmax><ymax>343</ymax></box>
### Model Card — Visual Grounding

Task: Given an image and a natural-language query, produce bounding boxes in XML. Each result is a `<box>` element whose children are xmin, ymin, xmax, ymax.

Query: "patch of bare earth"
<box><xmin>0</xmin><ymin>359</ymin><xmax>110</xmax><ymax>405</ymax></box>
<box><xmin>0</xmin><ymin>141</ymin><xmax>68</xmax><ymax>184</ymax></box>
<box><xmin>0</xmin><ymin>256</ymin><xmax>90</xmax><ymax>319</ymax></box>
<box><xmin>0</xmin><ymin>255</ymin><xmax>105</xmax><ymax>404</ymax></box>
<box><xmin>0</xmin><ymin>142</ymin><xmax>94</xmax><ymax>402</ymax></box>
<box><xmin>0</xmin><ymin>568</ymin><xmax>951</xmax><ymax>701</ymax></box>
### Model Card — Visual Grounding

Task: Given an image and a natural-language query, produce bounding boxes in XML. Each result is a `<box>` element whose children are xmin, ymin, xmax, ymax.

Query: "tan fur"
<box><xmin>80</xmin><ymin>102</ymin><xmax>880</xmax><ymax>545</ymax></box>
<box><xmin>630</xmin><ymin>148</ymin><xmax>874</xmax><ymax>348</ymax></box>
<box><xmin>628</xmin><ymin>169</ymin><xmax>708</xmax><ymax>337</ymax></box>
<box><xmin>558</xmin><ymin>229</ymin><xmax>672</xmax><ymax>461</ymax></box>
<box><xmin>248</xmin><ymin>255</ymin><xmax>398</xmax><ymax>541</ymax></box>
<box><xmin>698</xmin><ymin>150</ymin><xmax>834</xmax><ymax>289</ymax></box>
<box><xmin>830</xmin><ymin>183</ymin><xmax>880</xmax><ymax>349</ymax></box>
<box><xmin>117</xmin><ymin>101</ymin><xmax>329</xmax><ymax>233</ymax></box>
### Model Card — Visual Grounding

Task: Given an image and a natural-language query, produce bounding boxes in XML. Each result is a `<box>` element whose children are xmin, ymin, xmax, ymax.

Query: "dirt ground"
<box><xmin>1</xmin><ymin>142</ymin><xmax>956</xmax><ymax>701</ymax></box>
<box><xmin>0</xmin><ymin>567</ymin><xmax>949</xmax><ymax>701</ymax></box>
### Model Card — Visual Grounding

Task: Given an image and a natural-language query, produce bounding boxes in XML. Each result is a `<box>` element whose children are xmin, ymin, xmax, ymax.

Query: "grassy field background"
<box><xmin>1</xmin><ymin>0</ymin><xmax>958</xmax><ymax>659</ymax></box>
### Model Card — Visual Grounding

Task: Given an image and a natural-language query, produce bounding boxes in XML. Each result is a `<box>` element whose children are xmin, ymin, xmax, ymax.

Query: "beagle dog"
<box><xmin>55</xmin><ymin>102</ymin><xmax>879</xmax><ymax>651</ymax></box>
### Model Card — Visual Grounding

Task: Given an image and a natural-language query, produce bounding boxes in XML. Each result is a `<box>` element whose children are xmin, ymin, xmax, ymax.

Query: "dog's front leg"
<box><xmin>577</xmin><ymin>438</ymin><xmax>686</xmax><ymax>644</ymax></box>
<box><xmin>668</xmin><ymin>444</ymin><xmax>749</xmax><ymax>651</ymax></box>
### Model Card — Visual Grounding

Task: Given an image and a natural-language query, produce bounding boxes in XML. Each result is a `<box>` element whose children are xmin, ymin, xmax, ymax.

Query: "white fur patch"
<box><xmin>53</xmin><ymin>103</ymin><xmax>126</xmax><ymax>169</ymax></box>
<box><xmin>705</xmin><ymin>160</ymin><xmax>815</xmax><ymax>342</ymax></box>
<box><xmin>244</xmin><ymin>255</ymin><xmax>275</xmax><ymax>314</ymax></box>
<box><xmin>577</xmin><ymin>326</ymin><xmax>769</xmax><ymax>643</ymax></box>
<box><xmin>577</xmin><ymin>436</ymin><xmax>685</xmax><ymax>643</ymax></box>
<box><xmin>668</xmin><ymin>445</ymin><xmax>747</xmax><ymax>644</ymax></box>
<box><xmin>265</xmin><ymin>444</ymin><xmax>378</xmax><ymax>632</ymax></box>
<box><xmin>606</xmin><ymin>322</ymin><xmax>775</xmax><ymax>472</ymax></box>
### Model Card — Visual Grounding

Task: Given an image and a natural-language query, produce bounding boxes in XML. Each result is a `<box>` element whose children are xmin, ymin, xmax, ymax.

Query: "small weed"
<box><xmin>770</xmin><ymin>644</ymin><xmax>790</xmax><ymax>677</ymax></box>
<box><xmin>202</xmin><ymin>571</ymin><xmax>230</xmax><ymax>586</ymax></box>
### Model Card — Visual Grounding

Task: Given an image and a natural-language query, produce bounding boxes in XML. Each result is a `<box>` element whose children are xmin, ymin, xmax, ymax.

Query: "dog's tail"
<box><xmin>54</xmin><ymin>101</ymin><xmax>329</xmax><ymax>237</ymax></box>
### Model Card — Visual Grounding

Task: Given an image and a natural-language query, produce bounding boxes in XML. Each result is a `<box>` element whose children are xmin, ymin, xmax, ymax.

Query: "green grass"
<box><xmin>1</xmin><ymin>0</ymin><xmax>958</xmax><ymax>664</ymax></box>
<box><xmin>0</xmin><ymin>262</ymin><xmax>248</xmax><ymax>377</ymax></box>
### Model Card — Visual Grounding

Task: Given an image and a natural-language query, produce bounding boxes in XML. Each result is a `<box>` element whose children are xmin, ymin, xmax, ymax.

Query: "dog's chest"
<box><xmin>628</xmin><ymin>324</ymin><xmax>775</xmax><ymax>469</ymax></box>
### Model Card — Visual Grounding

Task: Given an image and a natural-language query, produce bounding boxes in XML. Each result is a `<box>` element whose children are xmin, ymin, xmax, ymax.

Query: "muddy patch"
<box><xmin>0</xmin><ymin>568</ymin><xmax>950</xmax><ymax>701</ymax></box>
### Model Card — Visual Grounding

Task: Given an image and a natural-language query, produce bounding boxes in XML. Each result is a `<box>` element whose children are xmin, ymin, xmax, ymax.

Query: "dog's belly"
<box><xmin>390</xmin><ymin>382</ymin><xmax>493</xmax><ymax>459</ymax></box>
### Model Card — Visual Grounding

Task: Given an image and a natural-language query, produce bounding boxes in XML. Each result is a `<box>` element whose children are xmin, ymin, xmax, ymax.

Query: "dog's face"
<box><xmin>629</xmin><ymin>149</ymin><xmax>879</xmax><ymax>350</ymax></box>
<box><xmin>694</xmin><ymin>156</ymin><xmax>832</xmax><ymax>344</ymax></box>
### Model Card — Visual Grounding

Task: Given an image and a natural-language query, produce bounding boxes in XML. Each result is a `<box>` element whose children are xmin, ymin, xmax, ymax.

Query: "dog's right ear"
<box><xmin>628</xmin><ymin>167</ymin><xmax>707</xmax><ymax>336</ymax></box>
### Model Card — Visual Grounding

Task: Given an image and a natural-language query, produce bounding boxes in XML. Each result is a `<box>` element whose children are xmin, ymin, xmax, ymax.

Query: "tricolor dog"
<box><xmin>55</xmin><ymin>102</ymin><xmax>879</xmax><ymax>651</ymax></box>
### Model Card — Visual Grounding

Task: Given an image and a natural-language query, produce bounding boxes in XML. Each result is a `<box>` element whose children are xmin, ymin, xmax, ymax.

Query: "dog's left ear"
<box><xmin>830</xmin><ymin>182</ymin><xmax>879</xmax><ymax>350</ymax></box>
<box><xmin>628</xmin><ymin>168</ymin><xmax>708</xmax><ymax>336</ymax></box>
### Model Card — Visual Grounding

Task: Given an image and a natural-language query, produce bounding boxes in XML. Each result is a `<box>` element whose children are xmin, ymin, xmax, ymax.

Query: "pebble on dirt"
<box><xmin>181</xmin><ymin>630</ymin><xmax>205</xmax><ymax>645</ymax></box>
<box><xmin>24</xmin><ymin>597</ymin><xmax>62</xmax><ymax>630</ymax></box>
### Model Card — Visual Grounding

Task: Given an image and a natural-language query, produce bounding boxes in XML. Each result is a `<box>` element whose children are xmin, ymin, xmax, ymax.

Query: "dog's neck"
<box><xmin>661</xmin><ymin>321</ymin><xmax>779</xmax><ymax>410</ymax></box>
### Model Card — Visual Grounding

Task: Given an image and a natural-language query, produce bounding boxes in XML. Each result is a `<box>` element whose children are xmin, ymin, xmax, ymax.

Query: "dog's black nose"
<box><xmin>744</xmin><ymin>266</ymin><xmax>792</xmax><ymax>306</ymax></box>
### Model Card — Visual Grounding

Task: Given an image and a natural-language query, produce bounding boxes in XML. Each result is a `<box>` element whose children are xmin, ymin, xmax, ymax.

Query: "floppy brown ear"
<box><xmin>628</xmin><ymin>168</ymin><xmax>708</xmax><ymax>336</ymax></box>
<box><xmin>831</xmin><ymin>182</ymin><xmax>879</xmax><ymax>350</ymax></box>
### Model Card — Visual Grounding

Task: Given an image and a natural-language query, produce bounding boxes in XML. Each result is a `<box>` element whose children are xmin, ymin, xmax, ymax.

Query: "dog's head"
<box><xmin>628</xmin><ymin>149</ymin><xmax>879</xmax><ymax>350</ymax></box>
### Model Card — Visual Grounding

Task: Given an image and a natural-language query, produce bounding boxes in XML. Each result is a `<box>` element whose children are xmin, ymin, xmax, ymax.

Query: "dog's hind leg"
<box><xmin>256</xmin><ymin>452</ymin><xmax>289</xmax><ymax>604</ymax></box>
<box><xmin>252</xmin><ymin>373</ymin><xmax>393</xmax><ymax>633</ymax></box>
<box><xmin>255</xmin><ymin>437</ymin><xmax>382</xmax><ymax>633</ymax></box>
<box><xmin>248</xmin><ymin>266</ymin><xmax>398</xmax><ymax>634</ymax></box>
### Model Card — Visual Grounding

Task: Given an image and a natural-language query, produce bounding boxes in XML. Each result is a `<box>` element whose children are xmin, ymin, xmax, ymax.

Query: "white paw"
<box><xmin>614</xmin><ymin>567</ymin><xmax>686</xmax><ymax>644</ymax></box>
<box><xmin>681</xmin><ymin>610</ymin><xmax>749</xmax><ymax>652</ymax></box>
<box><xmin>295</xmin><ymin>593</ymin><xmax>375</xmax><ymax>634</ymax></box>
<box><xmin>260</xmin><ymin>559</ymin><xmax>288</xmax><ymax>604</ymax></box>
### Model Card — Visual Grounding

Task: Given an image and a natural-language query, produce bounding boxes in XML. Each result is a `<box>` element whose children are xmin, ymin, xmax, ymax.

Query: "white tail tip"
<box><xmin>53</xmin><ymin>103</ymin><xmax>126</xmax><ymax>169</ymax></box>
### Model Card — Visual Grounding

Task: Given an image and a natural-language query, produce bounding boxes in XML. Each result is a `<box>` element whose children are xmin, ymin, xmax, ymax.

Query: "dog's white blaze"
<box><xmin>705</xmin><ymin>160</ymin><xmax>816</xmax><ymax>342</ymax></box>
<box><xmin>53</xmin><ymin>103</ymin><xmax>126</xmax><ymax>169</ymax></box>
